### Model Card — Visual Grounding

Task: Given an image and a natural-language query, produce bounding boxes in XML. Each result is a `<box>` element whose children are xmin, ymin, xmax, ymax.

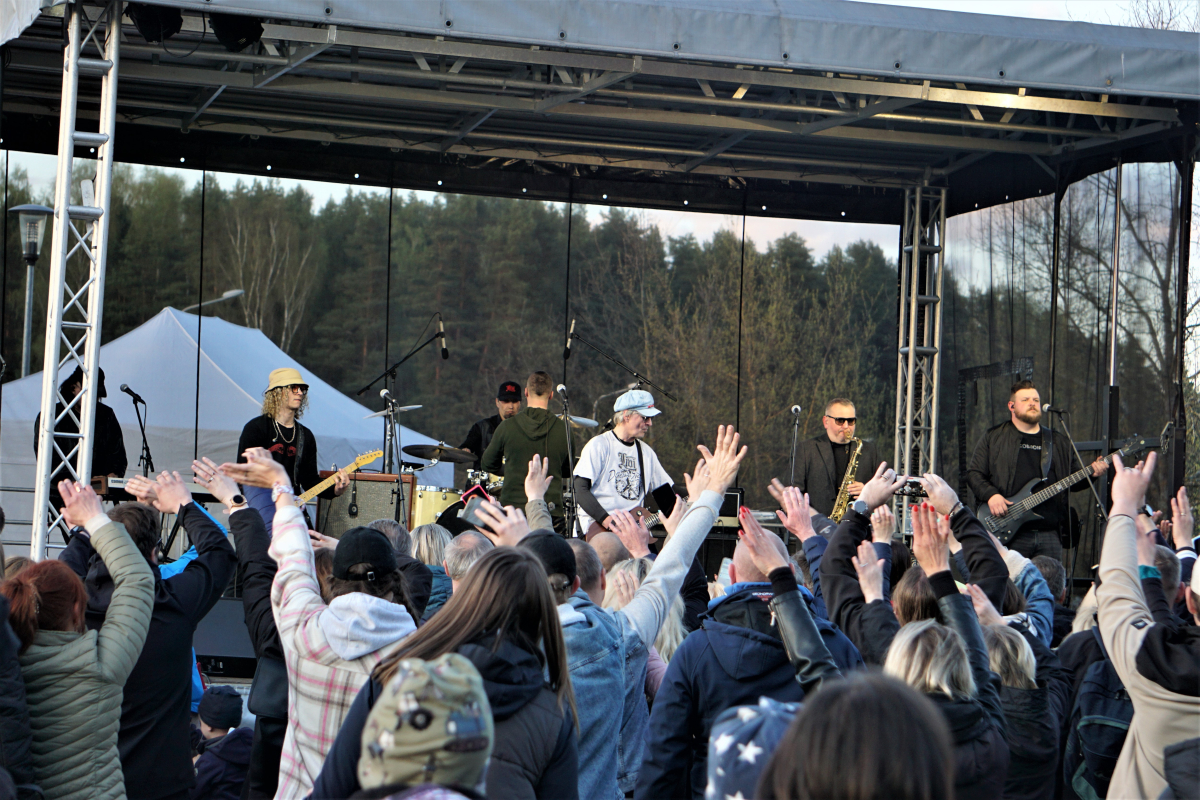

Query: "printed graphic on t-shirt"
<box><xmin>268</xmin><ymin>442</ymin><xmax>298</xmax><ymax>459</ymax></box>
<box><xmin>611</xmin><ymin>452</ymin><xmax>642</xmax><ymax>501</ymax></box>
<box><xmin>1018</xmin><ymin>442</ymin><xmax>1041</xmax><ymax>452</ymax></box>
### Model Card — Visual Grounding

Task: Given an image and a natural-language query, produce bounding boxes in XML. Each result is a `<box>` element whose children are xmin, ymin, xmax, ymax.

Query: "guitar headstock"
<box><xmin>1117</xmin><ymin>434</ymin><xmax>1150</xmax><ymax>461</ymax></box>
<box><xmin>354</xmin><ymin>450</ymin><xmax>384</xmax><ymax>469</ymax></box>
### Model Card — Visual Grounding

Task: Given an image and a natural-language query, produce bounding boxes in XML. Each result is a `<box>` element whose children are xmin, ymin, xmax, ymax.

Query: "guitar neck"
<box><xmin>1010</xmin><ymin>452</ymin><xmax>1112</xmax><ymax>516</ymax></box>
<box><xmin>296</xmin><ymin>470</ymin><xmax>343</xmax><ymax>505</ymax></box>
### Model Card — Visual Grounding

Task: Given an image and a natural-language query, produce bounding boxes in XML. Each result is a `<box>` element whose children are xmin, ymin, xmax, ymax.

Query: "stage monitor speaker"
<box><xmin>316</xmin><ymin>473</ymin><xmax>415</xmax><ymax>538</ymax></box>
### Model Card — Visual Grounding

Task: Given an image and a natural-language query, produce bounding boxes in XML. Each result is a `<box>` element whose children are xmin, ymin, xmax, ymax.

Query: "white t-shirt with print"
<box><xmin>575</xmin><ymin>431</ymin><xmax>672</xmax><ymax>532</ymax></box>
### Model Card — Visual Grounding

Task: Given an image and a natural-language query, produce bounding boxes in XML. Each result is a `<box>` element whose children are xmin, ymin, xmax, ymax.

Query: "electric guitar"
<box><xmin>975</xmin><ymin>434</ymin><xmax>1149</xmax><ymax>545</ymax></box>
<box><xmin>295</xmin><ymin>449</ymin><xmax>383</xmax><ymax>505</ymax></box>
<box><xmin>585</xmin><ymin>506</ymin><xmax>662</xmax><ymax>540</ymax></box>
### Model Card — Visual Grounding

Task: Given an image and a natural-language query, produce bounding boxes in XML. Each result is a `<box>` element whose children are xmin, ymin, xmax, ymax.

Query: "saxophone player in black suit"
<box><xmin>793</xmin><ymin>397</ymin><xmax>883</xmax><ymax>517</ymax></box>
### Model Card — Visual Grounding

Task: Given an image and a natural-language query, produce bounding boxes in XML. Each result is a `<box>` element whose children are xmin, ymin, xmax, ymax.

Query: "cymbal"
<box><xmin>559</xmin><ymin>414</ymin><xmax>599</xmax><ymax>429</ymax></box>
<box><xmin>402</xmin><ymin>443</ymin><xmax>478</xmax><ymax>463</ymax></box>
<box><xmin>363</xmin><ymin>404</ymin><xmax>423</xmax><ymax>420</ymax></box>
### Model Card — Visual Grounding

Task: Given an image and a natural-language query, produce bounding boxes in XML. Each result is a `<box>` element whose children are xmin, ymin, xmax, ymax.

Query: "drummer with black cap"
<box><xmin>459</xmin><ymin>380</ymin><xmax>523</xmax><ymax>458</ymax></box>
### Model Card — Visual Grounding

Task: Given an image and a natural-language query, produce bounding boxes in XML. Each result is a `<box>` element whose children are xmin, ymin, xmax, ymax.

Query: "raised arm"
<box><xmin>621</xmin><ymin>427</ymin><xmax>744</xmax><ymax>649</ymax></box>
<box><xmin>59</xmin><ymin>481</ymin><xmax>154</xmax><ymax>686</ymax></box>
<box><xmin>524</xmin><ymin>454</ymin><xmax>556</xmax><ymax>531</ymax></box>
<box><xmin>921</xmin><ymin>472</ymin><xmax>1009</xmax><ymax>611</ymax></box>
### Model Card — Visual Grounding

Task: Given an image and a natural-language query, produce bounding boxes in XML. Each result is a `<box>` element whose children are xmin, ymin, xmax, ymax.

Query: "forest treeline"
<box><xmin>1</xmin><ymin>161</ymin><xmax>1192</xmax><ymax>512</ymax></box>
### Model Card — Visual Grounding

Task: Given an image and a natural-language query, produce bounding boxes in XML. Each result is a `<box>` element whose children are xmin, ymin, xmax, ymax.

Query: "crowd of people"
<box><xmin>0</xmin><ymin>415</ymin><xmax>1197</xmax><ymax>800</ymax></box>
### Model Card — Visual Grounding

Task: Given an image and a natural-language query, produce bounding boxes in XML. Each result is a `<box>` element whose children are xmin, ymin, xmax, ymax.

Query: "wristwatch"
<box><xmin>228</xmin><ymin>493</ymin><xmax>247</xmax><ymax>508</ymax></box>
<box><xmin>851</xmin><ymin>499</ymin><xmax>869</xmax><ymax>516</ymax></box>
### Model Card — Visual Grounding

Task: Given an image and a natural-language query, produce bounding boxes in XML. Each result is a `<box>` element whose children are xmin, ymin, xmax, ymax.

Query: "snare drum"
<box><xmin>412</xmin><ymin>485</ymin><xmax>463</xmax><ymax>528</ymax></box>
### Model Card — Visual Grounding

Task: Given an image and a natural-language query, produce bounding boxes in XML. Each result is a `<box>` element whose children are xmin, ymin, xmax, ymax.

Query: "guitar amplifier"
<box><xmin>316</xmin><ymin>473</ymin><xmax>415</xmax><ymax>537</ymax></box>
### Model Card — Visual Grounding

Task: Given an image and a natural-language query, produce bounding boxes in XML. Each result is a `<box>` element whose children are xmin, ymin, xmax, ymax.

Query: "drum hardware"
<box><xmin>412</xmin><ymin>485</ymin><xmax>464</xmax><ymax>527</ymax></box>
<box><xmin>402</xmin><ymin>443</ymin><xmax>478</xmax><ymax>464</ymax></box>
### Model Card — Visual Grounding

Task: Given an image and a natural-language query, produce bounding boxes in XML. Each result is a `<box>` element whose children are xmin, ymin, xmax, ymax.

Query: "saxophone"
<box><xmin>829</xmin><ymin>436</ymin><xmax>864</xmax><ymax>522</ymax></box>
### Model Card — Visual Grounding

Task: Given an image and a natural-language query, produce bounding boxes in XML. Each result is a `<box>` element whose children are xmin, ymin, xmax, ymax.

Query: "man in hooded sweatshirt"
<box><xmin>220</xmin><ymin>448</ymin><xmax>419</xmax><ymax>800</ymax></box>
<box><xmin>482</xmin><ymin>372</ymin><xmax>571</xmax><ymax>526</ymax></box>
<box><xmin>635</xmin><ymin>524</ymin><xmax>863</xmax><ymax>800</ymax></box>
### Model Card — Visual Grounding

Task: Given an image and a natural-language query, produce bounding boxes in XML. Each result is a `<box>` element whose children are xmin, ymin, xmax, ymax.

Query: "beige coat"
<box><xmin>1097</xmin><ymin>514</ymin><xmax>1200</xmax><ymax>800</ymax></box>
<box><xmin>18</xmin><ymin>520</ymin><xmax>154</xmax><ymax>800</ymax></box>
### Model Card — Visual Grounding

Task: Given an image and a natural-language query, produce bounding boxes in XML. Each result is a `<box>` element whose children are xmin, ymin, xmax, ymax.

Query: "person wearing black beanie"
<box><xmin>192</xmin><ymin>686</ymin><xmax>252</xmax><ymax>800</ymax></box>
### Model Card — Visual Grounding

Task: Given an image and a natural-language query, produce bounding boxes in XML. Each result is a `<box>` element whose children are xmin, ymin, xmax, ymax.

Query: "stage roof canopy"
<box><xmin>2</xmin><ymin>0</ymin><xmax>1197</xmax><ymax>222</ymax></box>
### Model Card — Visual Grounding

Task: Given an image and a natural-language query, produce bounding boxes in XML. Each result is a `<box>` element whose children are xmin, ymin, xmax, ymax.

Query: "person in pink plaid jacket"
<box><xmin>222</xmin><ymin>448</ymin><xmax>419</xmax><ymax>800</ymax></box>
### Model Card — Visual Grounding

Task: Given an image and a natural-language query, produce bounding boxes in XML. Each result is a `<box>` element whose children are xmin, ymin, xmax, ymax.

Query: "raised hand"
<box><xmin>309</xmin><ymin>529</ymin><xmax>339</xmax><ymax>550</ymax></box>
<box><xmin>149</xmin><ymin>471</ymin><xmax>194</xmax><ymax>516</ymax></box>
<box><xmin>1110</xmin><ymin>453</ymin><xmax>1157</xmax><ymax>519</ymax></box>
<box><xmin>737</xmin><ymin>508</ymin><xmax>788</xmax><ymax>576</ymax></box>
<box><xmin>775</xmin><ymin>486</ymin><xmax>816</xmax><ymax>541</ymax></box>
<box><xmin>524</xmin><ymin>454</ymin><xmax>553</xmax><ymax>502</ymax></box>
<box><xmin>192</xmin><ymin>457</ymin><xmax>239</xmax><ymax>507</ymax></box>
<box><xmin>696</xmin><ymin>425</ymin><xmax>748</xmax><ymax>495</ymax></box>
<box><xmin>1170</xmin><ymin>486</ymin><xmax>1194</xmax><ymax>551</ymax></box>
<box><xmin>852</xmin><ymin>539</ymin><xmax>886</xmax><ymax>603</ymax></box>
<box><xmin>919</xmin><ymin>472</ymin><xmax>961</xmax><ymax>516</ymax></box>
<box><xmin>683</xmin><ymin>458</ymin><xmax>710</xmax><ymax>501</ymax></box>
<box><xmin>220</xmin><ymin>447</ymin><xmax>291</xmax><ymax>492</ymax></box>
<box><xmin>870</xmin><ymin>505</ymin><xmax>896</xmax><ymax>543</ymax></box>
<box><xmin>125</xmin><ymin>474</ymin><xmax>160</xmax><ymax>507</ymax></box>
<box><xmin>474</xmin><ymin>501</ymin><xmax>531</xmax><ymax>548</ymax></box>
<box><xmin>911</xmin><ymin>502</ymin><xmax>950</xmax><ymax>576</ymax></box>
<box><xmin>964</xmin><ymin>583</ymin><xmax>1004</xmax><ymax>626</ymax></box>
<box><xmin>606</xmin><ymin>569</ymin><xmax>639</xmax><ymax>609</ymax></box>
<box><xmin>661</xmin><ymin>495</ymin><xmax>686</xmax><ymax>541</ymax></box>
<box><xmin>59</xmin><ymin>480</ymin><xmax>104</xmax><ymax>528</ymax></box>
<box><xmin>858</xmin><ymin>462</ymin><xmax>906</xmax><ymax>512</ymax></box>
<box><xmin>609</xmin><ymin>509</ymin><xmax>652</xmax><ymax>559</ymax></box>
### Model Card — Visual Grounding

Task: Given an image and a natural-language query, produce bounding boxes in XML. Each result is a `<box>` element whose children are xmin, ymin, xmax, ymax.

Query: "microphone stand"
<box><xmin>566</xmin><ymin>332</ymin><xmax>677</xmax><ymax>401</ymax></box>
<box><xmin>130</xmin><ymin>394</ymin><xmax>153</xmax><ymax>477</ymax></box>
<box><xmin>559</xmin><ymin>391</ymin><xmax>584</xmax><ymax>538</ymax></box>
<box><xmin>789</xmin><ymin>412</ymin><xmax>801</xmax><ymax>486</ymax></box>
<box><xmin>1047</xmin><ymin>408</ymin><xmax>1107</xmax><ymax>597</ymax></box>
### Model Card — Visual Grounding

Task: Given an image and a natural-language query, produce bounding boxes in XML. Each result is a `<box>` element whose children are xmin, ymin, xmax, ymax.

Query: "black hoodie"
<box><xmin>60</xmin><ymin>503</ymin><xmax>236</xmax><ymax>800</ymax></box>
<box><xmin>311</xmin><ymin>637</ymin><xmax>578</xmax><ymax>800</ymax></box>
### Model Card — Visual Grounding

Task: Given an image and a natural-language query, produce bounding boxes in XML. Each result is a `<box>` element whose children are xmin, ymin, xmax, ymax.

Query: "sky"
<box><xmin>5</xmin><ymin>0</ymin><xmax>1179</xmax><ymax>260</ymax></box>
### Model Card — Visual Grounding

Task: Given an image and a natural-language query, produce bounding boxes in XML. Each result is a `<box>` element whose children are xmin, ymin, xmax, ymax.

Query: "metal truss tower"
<box><xmin>894</xmin><ymin>186</ymin><xmax>946</xmax><ymax>530</ymax></box>
<box><xmin>29</xmin><ymin>1</ymin><xmax>121</xmax><ymax>559</ymax></box>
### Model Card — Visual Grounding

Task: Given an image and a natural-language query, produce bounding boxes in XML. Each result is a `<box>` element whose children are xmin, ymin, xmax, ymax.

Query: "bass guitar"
<box><xmin>296</xmin><ymin>449</ymin><xmax>383</xmax><ymax>505</ymax></box>
<box><xmin>585</xmin><ymin>506</ymin><xmax>662</xmax><ymax>540</ymax></box>
<box><xmin>975</xmin><ymin>434</ymin><xmax>1149</xmax><ymax>545</ymax></box>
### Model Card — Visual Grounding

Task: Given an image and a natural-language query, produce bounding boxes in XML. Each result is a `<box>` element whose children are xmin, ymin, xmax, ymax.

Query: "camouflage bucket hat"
<box><xmin>358</xmin><ymin>653</ymin><xmax>494</xmax><ymax>792</ymax></box>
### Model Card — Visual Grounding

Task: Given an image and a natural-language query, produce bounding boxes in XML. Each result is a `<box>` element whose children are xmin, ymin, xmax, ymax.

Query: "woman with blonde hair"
<box><xmin>603</xmin><ymin>557</ymin><xmax>688</xmax><ymax>698</ymax></box>
<box><xmin>880</xmin><ymin>504</ymin><xmax>1010</xmax><ymax>800</ymax></box>
<box><xmin>411</xmin><ymin>524</ymin><xmax>453</xmax><ymax>619</ymax></box>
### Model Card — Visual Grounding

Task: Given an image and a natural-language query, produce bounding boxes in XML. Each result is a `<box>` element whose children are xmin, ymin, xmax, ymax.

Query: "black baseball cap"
<box><xmin>520</xmin><ymin>532</ymin><xmax>577</xmax><ymax>584</ymax></box>
<box><xmin>497</xmin><ymin>381</ymin><xmax>521</xmax><ymax>401</ymax></box>
<box><xmin>333</xmin><ymin>527</ymin><xmax>398</xmax><ymax>580</ymax></box>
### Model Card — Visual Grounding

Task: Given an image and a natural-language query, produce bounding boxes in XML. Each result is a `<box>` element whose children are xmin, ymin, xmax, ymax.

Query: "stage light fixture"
<box><xmin>209</xmin><ymin>13</ymin><xmax>264</xmax><ymax>53</ymax></box>
<box><xmin>126</xmin><ymin>3</ymin><xmax>183</xmax><ymax>43</ymax></box>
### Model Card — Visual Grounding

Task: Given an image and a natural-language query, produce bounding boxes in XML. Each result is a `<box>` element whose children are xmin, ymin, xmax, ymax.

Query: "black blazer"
<box><xmin>794</xmin><ymin>434</ymin><xmax>882</xmax><ymax>517</ymax></box>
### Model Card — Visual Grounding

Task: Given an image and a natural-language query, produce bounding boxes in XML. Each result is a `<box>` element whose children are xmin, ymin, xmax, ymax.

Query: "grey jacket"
<box><xmin>794</xmin><ymin>434</ymin><xmax>882</xmax><ymax>517</ymax></box>
<box><xmin>19</xmin><ymin>518</ymin><xmax>154</xmax><ymax>800</ymax></box>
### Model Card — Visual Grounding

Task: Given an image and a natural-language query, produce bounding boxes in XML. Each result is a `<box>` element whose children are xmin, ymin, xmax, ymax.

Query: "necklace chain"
<box><xmin>273</xmin><ymin>417</ymin><xmax>296</xmax><ymax>444</ymax></box>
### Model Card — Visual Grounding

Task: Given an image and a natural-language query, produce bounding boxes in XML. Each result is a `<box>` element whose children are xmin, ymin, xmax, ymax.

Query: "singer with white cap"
<box><xmin>573</xmin><ymin>388</ymin><xmax>677</xmax><ymax>536</ymax></box>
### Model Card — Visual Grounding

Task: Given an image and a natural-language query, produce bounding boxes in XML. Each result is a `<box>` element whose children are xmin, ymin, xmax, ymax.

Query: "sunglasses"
<box><xmin>287</xmin><ymin>385</ymin><xmax>308</xmax><ymax>393</ymax></box>
<box><xmin>825</xmin><ymin>415</ymin><xmax>856</xmax><ymax>426</ymax></box>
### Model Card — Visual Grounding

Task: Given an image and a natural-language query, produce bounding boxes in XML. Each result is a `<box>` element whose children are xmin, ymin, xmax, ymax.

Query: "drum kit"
<box><xmin>401</xmin><ymin>413</ymin><xmax>599</xmax><ymax>528</ymax></box>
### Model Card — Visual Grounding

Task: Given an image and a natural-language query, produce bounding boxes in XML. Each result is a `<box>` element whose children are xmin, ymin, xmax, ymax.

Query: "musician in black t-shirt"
<box><xmin>458</xmin><ymin>380</ymin><xmax>522</xmax><ymax>457</ymax></box>
<box><xmin>237</xmin><ymin>368</ymin><xmax>349</xmax><ymax>500</ymax></box>
<box><xmin>967</xmin><ymin>380</ymin><xmax>1108</xmax><ymax>561</ymax></box>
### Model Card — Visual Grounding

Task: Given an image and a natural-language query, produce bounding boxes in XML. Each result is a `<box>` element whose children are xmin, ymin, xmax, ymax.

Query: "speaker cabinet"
<box><xmin>316</xmin><ymin>472</ymin><xmax>415</xmax><ymax>537</ymax></box>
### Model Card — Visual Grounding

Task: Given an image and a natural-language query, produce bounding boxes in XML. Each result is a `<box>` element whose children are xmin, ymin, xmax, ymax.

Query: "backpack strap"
<box><xmin>1091</xmin><ymin>626</ymin><xmax>1109</xmax><ymax>660</ymax></box>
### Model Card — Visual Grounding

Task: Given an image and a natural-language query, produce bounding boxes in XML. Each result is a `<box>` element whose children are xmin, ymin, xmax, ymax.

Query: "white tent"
<box><xmin>0</xmin><ymin>308</ymin><xmax>451</xmax><ymax>548</ymax></box>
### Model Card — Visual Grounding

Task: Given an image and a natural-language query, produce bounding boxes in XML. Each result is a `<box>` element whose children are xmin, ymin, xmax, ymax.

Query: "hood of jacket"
<box><xmin>512</xmin><ymin>407</ymin><xmax>558</xmax><ymax>438</ymax></box>
<box><xmin>700</xmin><ymin>584</ymin><xmax>790</xmax><ymax>680</ymax></box>
<box><xmin>1135</xmin><ymin>624</ymin><xmax>1200</xmax><ymax>697</ymax></box>
<box><xmin>317</xmin><ymin>593</ymin><xmax>417</xmax><ymax>661</ymax></box>
<box><xmin>927</xmin><ymin>692</ymin><xmax>992</xmax><ymax>746</ymax></box>
<box><xmin>200</xmin><ymin>727</ymin><xmax>253</xmax><ymax>766</ymax></box>
<box><xmin>456</xmin><ymin>636</ymin><xmax>546</xmax><ymax>721</ymax></box>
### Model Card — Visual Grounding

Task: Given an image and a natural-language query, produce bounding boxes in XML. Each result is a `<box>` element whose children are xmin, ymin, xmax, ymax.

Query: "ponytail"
<box><xmin>0</xmin><ymin>560</ymin><xmax>88</xmax><ymax>653</ymax></box>
<box><xmin>1</xmin><ymin>576</ymin><xmax>41</xmax><ymax>653</ymax></box>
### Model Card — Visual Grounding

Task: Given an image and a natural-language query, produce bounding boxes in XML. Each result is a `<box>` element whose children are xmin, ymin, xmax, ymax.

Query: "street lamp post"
<box><xmin>9</xmin><ymin>204</ymin><xmax>54</xmax><ymax>378</ymax></box>
<box><xmin>182</xmin><ymin>288</ymin><xmax>244</xmax><ymax>313</ymax></box>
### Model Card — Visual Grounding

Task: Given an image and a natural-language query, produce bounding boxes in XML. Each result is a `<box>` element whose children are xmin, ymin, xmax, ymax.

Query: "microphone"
<box><xmin>380</xmin><ymin>389</ymin><xmax>392</xmax><ymax>403</ymax></box>
<box><xmin>120</xmin><ymin>384</ymin><xmax>145</xmax><ymax>404</ymax></box>
<box><xmin>563</xmin><ymin>319</ymin><xmax>576</xmax><ymax>360</ymax></box>
<box><xmin>1042</xmin><ymin>403</ymin><xmax>1066</xmax><ymax>414</ymax></box>
<box><xmin>438</xmin><ymin>317</ymin><xmax>449</xmax><ymax>360</ymax></box>
<box><xmin>791</xmin><ymin>404</ymin><xmax>802</xmax><ymax>415</ymax></box>
<box><xmin>556</xmin><ymin>384</ymin><xmax>569</xmax><ymax>400</ymax></box>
